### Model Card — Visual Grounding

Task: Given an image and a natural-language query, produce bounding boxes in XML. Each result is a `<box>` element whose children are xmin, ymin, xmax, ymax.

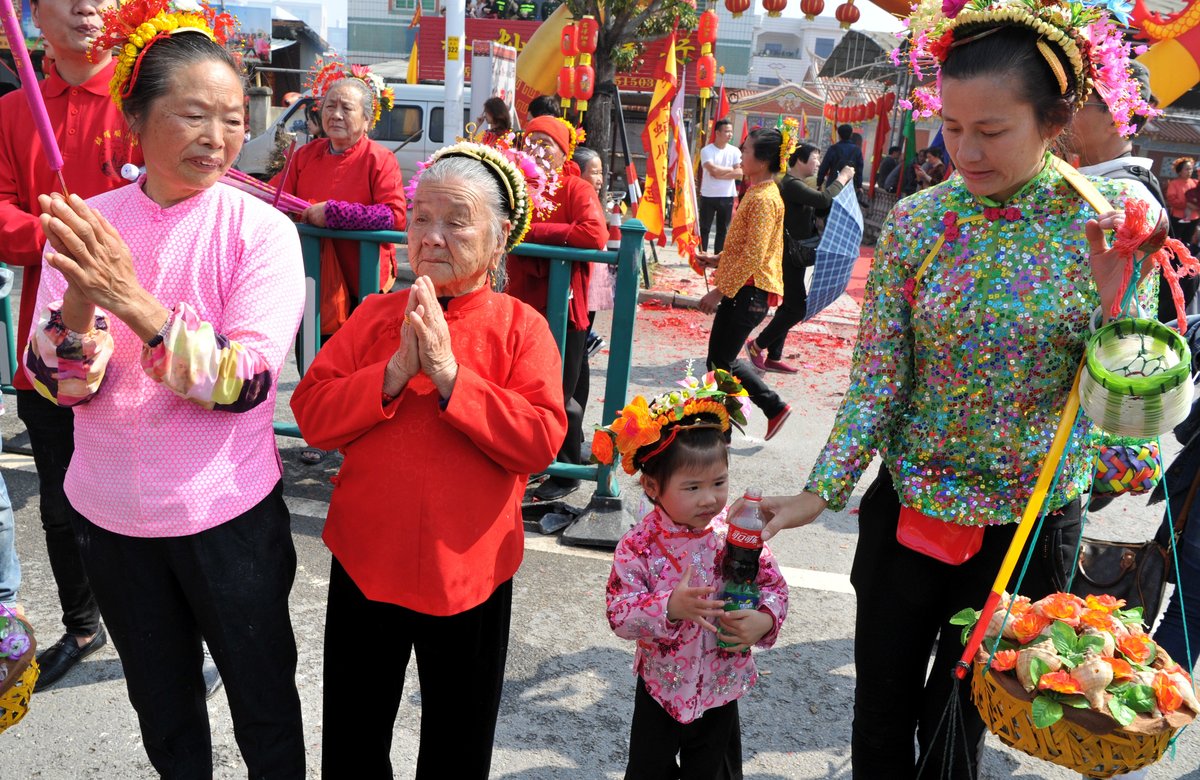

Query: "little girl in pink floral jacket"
<box><xmin>597</xmin><ymin>369</ymin><xmax>788</xmax><ymax>776</ymax></box>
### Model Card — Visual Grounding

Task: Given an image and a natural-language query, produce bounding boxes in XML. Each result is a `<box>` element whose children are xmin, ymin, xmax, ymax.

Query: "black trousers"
<box><xmin>850</xmin><ymin>470</ymin><xmax>1080</xmax><ymax>780</ymax></box>
<box><xmin>625</xmin><ymin>676</ymin><xmax>743</xmax><ymax>780</ymax></box>
<box><xmin>322</xmin><ymin>558</ymin><xmax>512</xmax><ymax>780</ymax></box>
<box><xmin>699</xmin><ymin>196</ymin><xmax>735</xmax><ymax>253</ymax></box>
<box><xmin>16</xmin><ymin>389</ymin><xmax>100</xmax><ymax>636</ymax></box>
<box><xmin>70</xmin><ymin>482</ymin><xmax>304</xmax><ymax>780</ymax></box>
<box><xmin>546</xmin><ymin>327</ymin><xmax>587</xmax><ymax>487</ymax></box>
<box><xmin>707</xmin><ymin>286</ymin><xmax>787</xmax><ymax>419</ymax></box>
<box><xmin>753</xmin><ymin>260</ymin><xmax>808</xmax><ymax>361</ymax></box>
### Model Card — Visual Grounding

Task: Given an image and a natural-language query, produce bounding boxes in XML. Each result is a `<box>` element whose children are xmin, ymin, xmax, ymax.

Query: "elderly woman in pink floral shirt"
<box><xmin>23</xmin><ymin>9</ymin><xmax>305</xmax><ymax>779</ymax></box>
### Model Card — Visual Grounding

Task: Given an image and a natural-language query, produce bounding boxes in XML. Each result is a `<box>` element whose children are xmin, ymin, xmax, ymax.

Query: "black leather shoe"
<box><xmin>35</xmin><ymin>627</ymin><xmax>108</xmax><ymax>689</ymax></box>
<box><xmin>533</xmin><ymin>478</ymin><xmax>580</xmax><ymax>502</ymax></box>
<box><xmin>201</xmin><ymin>642</ymin><xmax>223</xmax><ymax>700</ymax></box>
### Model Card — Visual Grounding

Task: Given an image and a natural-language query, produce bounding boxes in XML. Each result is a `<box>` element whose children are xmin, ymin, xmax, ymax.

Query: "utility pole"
<box><xmin>444</xmin><ymin>0</ymin><xmax>466</xmax><ymax>143</ymax></box>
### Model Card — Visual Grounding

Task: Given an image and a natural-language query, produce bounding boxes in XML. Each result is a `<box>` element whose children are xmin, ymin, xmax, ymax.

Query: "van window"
<box><xmin>378</xmin><ymin>104</ymin><xmax>423</xmax><ymax>143</ymax></box>
<box><xmin>429</xmin><ymin>107</ymin><xmax>474</xmax><ymax>144</ymax></box>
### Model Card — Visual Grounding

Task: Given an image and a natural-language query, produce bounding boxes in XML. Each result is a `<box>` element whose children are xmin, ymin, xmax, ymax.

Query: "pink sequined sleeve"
<box><xmin>24</xmin><ymin>304</ymin><xmax>114</xmax><ymax>407</ymax></box>
<box><xmin>325</xmin><ymin>199</ymin><xmax>395</xmax><ymax>231</ymax></box>
<box><xmin>752</xmin><ymin>544</ymin><xmax>789</xmax><ymax>649</ymax></box>
<box><xmin>606</xmin><ymin>530</ymin><xmax>686</xmax><ymax>643</ymax></box>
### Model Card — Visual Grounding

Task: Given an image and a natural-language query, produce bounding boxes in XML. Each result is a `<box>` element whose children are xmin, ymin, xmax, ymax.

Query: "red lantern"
<box><xmin>762</xmin><ymin>0</ymin><xmax>787</xmax><ymax>16</ymax></box>
<box><xmin>577</xmin><ymin>15</ymin><xmax>599</xmax><ymax>54</ymax></box>
<box><xmin>800</xmin><ymin>0</ymin><xmax>824</xmax><ymax>19</ymax></box>
<box><xmin>837</xmin><ymin>106</ymin><xmax>848</xmax><ymax>122</ymax></box>
<box><xmin>557</xmin><ymin>66</ymin><xmax>575</xmax><ymax>100</ymax></box>
<box><xmin>561</xmin><ymin>24</ymin><xmax>578</xmax><ymax>58</ymax></box>
<box><xmin>724</xmin><ymin>0</ymin><xmax>751</xmax><ymax>17</ymax></box>
<box><xmin>698</xmin><ymin>9</ymin><xmax>719</xmax><ymax>45</ymax></box>
<box><xmin>697</xmin><ymin>55</ymin><xmax>717</xmax><ymax>89</ymax></box>
<box><xmin>573</xmin><ymin>65</ymin><xmax>595</xmax><ymax>102</ymax></box>
<box><xmin>853</xmin><ymin>104</ymin><xmax>864</xmax><ymax>122</ymax></box>
<box><xmin>835</xmin><ymin>0</ymin><xmax>860</xmax><ymax>28</ymax></box>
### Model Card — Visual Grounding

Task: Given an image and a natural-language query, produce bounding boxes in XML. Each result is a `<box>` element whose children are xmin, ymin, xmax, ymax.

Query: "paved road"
<box><xmin>2</xmin><ymin>280</ymin><xmax>1198</xmax><ymax>778</ymax></box>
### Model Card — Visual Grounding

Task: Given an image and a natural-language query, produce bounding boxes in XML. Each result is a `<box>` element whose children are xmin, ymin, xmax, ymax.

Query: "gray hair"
<box><xmin>572</xmin><ymin>145</ymin><xmax>601</xmax><ymax>170</ymax></box>
<box><xmin>417</xmin><ymin>155</ymin><xmax>511</xmax><ymax>290</ymax></box>
<box><xmin>324</xmin><ymin>78</ymin><xmax>376</xmax><ymax>129</ymax></box>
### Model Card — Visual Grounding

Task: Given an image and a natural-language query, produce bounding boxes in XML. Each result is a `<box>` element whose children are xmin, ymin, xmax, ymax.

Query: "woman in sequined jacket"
<box><xmin>744</xmin><ymin>21</ymin><xmax>1159</xmax><ymax>780</ymax></box>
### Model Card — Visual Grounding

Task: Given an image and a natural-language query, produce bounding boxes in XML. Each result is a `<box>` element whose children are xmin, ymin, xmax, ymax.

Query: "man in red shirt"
<box><xmin>0</xmin><ymin>0</ymin><xmax>141</xmax><ymax>690</ymax></box>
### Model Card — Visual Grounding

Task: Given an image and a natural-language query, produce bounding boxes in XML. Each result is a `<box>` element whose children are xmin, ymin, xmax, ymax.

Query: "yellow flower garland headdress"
<box><xmin>90</xmin><ymin>0</ymin><xmax>236</xmax><ymax>110</ymax></box>
<box><xmin>405</xmin><ymin>142</ymin><xmax>560</xmax><ymax>252</ymax></box>
<box><xmin>591</xmin><ymin>367</ymin><xmax>750</xmax><ymax>475</ymax></box>
<box><xmin>306</xmin><ymin>57</ymin><xmax>395</xmax><ymax>128</ymax></box>
<box><xmin>898</xmin><ymin>0</ymin><xmax>1158</xmax><ymax>136</ymax></box>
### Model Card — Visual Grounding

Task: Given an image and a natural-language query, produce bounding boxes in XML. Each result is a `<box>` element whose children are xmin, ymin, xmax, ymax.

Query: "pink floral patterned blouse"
<box><xmin>606</xmin><ymin>506</ymin><xmax>789</xmax><ymax>724</ymax></box>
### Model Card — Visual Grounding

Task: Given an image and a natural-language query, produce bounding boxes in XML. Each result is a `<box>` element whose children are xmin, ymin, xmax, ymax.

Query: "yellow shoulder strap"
<box><xmin>911</xmin><ymin>156</ymin><xmax>1114</xmax><ymax>289</ymax></box>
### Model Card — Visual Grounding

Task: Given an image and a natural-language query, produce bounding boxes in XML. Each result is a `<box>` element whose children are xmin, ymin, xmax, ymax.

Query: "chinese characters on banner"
<box><xmin>417</xmin><ymin>17</ymin><xmax>701</xmax><ymax>93</ymax></box>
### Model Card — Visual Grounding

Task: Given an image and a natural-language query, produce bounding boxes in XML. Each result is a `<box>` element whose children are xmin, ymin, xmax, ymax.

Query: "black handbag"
<box><xmin>784</xmin><ymin>228</ymin><xmax>819</xmax><ymax>269</ymax></box>
<box><xmin>1070</xmin><ymin>462</ymin><xmax>1197</xmax><ymax>622</ymax></box>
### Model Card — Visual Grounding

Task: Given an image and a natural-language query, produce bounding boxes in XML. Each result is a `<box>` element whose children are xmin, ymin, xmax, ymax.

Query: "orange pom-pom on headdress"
<box><xmin>90</xmin><ymin>0</ymin><xmax>236</xmax><ymax>110</ymax></box>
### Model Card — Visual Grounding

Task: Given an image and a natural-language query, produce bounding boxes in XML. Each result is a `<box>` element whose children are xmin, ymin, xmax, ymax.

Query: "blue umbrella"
<box><xmin>804</xmin><ymin>184</ymin><xmax>864</xmax><ymax>321</ymax></box>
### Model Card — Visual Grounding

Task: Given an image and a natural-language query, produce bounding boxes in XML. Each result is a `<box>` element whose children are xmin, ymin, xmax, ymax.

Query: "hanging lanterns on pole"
<box><xmin>575</xmin><ymin>15</ymin><xmax>598</xmax><ymax>114</ymax></box>
<box><xmin>559</xmin><ymin>22</ymin><xmax>578</xmax><ymax>112</ymax></box>
<box><xmin>697</xmin><ymin>6</ymin><xmax>719</xmax><ymax>108</ymax></box>
<box><xmin>835</xmin><ymin>0</ymin><xmax>860</xmax><ymax>28</ymax></box>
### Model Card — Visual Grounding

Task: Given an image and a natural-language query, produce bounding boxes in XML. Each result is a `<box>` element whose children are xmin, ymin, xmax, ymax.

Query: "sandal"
<box><xmin>299</xmin><ymin>447</ymin><xmax>325</xmax><ymax>465</ymax></box>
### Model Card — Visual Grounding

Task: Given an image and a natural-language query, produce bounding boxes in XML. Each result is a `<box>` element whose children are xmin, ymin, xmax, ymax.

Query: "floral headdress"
<box><xmin>90</xmin><ymin>0</ymin><xmax>236</xmax><ymax>110</ymax></box>
<box><xmin>306</xmin><ymin>57</ymin><xmax>395</xmax><ymax>127</ymax></box>
<box><xmin>896</xmin><ymin>0</ymin><xmax>1158</xmax><ymax>136</ymax></box>
<box><xmin>404</xmin><ymin>141</ymin><xmax>559</xmax><ymax>251</ymax></box>
<box><xmin>591</xmin><ymin>367</ymin><xmax>750</xmax><ymax>476</ymax></box>
<box><xmin>779</xmin><ymin>117</ymin><xmax>801</xmax><ymax>172</ymax></box>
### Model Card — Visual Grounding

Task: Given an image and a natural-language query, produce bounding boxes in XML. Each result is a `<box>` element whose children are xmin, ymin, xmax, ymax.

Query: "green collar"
<box><xmin>975</xmin><ymin>152</ymin><xmax>1053</xmax><ymax>208</ymax></box>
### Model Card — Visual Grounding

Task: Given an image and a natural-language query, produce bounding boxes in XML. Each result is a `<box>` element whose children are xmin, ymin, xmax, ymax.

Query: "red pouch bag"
<box><xmin>896</xmin><ymin>506</ymin><xmax>985</xmax><ymax>565</ymax></box>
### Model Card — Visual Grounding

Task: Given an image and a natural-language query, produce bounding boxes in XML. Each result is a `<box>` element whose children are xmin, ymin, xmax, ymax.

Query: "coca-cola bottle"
<box><xmin>718</xmin><ymin>488</ymin><xmax>764</xmax><ymax>650</ymax></box>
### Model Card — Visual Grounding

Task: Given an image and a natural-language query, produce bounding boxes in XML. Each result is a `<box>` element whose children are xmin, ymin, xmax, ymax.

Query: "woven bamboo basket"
<box><xmin>971</xmin><ymin>660</ymin><xmax>1180</xmax><ymax>778</ymax></box>
<box><xmin>1079</xmin><ymin>317</ymin><xmax>1193</xmax><ymax>439</ymax></box>
<box><xmin>0</xmin><ymin>612</ymin><xmax>38</xmax><ymax>736</ymax></box>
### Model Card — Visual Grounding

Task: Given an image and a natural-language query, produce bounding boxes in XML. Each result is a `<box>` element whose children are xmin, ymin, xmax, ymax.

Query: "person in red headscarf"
<box><xmin>505</xmin><ymin>115</ymin><xmax>608</xmax><ymax>501</ymax></box>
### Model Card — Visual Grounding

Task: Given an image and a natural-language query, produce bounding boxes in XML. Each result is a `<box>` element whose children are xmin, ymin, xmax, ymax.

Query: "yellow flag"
<box><xmin>407</xmin><ymin>40</ymin><xmax>420</xmax><ymax>85</ymax></box>
<box><xmin>636</xmin><ymin>34</ymin><xmax>678</xmax><ymax>245</ymax></box>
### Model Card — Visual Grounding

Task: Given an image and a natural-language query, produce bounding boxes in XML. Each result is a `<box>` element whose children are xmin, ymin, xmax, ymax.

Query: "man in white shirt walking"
<box><xmin>698</xmin><ymin>119</ymin><xmax>742</xmax><ymax>253</ymax></box>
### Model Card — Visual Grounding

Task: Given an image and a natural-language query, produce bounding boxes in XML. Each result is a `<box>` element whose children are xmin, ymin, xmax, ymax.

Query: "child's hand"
<box><xmin>666</xmin><ymin>564</ymin><xmax>725</xmax><ymax>632</ymax></box>
<box><xmin>717</xmin><ymin>608</ymin><xmax>775</xmax><ymax>654</ymax></box>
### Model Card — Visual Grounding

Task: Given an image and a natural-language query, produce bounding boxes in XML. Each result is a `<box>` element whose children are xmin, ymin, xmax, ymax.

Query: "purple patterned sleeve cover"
<box><xmin>325</xmin><ymin>200</ymin><xmax>395</xmax><ymax>231</ymax></box>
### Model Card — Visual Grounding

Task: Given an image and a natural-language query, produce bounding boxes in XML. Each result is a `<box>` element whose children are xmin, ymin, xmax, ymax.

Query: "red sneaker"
<box><xmin>765</xmin><ymin>405</ymin><xmax>792</xmax><ymax>441</ymax></box>
<box><xmin>763</xmin><ymin>358</ymin><xmax>800</xmax><ymax>374</ymax></box>
<box><xmin>744</xmin><ymin>339</ymin><xmax>767</xmax><ymax>371</ymax></box>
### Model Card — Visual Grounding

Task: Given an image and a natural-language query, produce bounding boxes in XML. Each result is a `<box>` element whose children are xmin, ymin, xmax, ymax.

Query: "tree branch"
<box><xmin>628</xmin><ymin>0</ymin><xmax>672</xmax><ymax>36</ymax></box>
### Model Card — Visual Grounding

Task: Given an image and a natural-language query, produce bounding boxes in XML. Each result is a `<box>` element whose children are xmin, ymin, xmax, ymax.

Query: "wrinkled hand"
<box><xmin>694</xmin><ymin>251</ymin><xmax>720</xmax><ymax>269</ymax></box>
<box><xmin>407</xmin><ymin>275</ymin><xmax>458</xmax><ymax>398</ymax></box>
<box><xmin>383</xmin><ymin>290</ymin><xmax>421</xmax><ymax>398</ymax></box>
<box><xmin>698</xmin><ymin>288</ymin><xmax>724</xmax><ymax>315</ymax></box>
<box><xmin>666</xmin><ymin>564</ymin><xmax>725</xmax><ymax>633</ymax></box>
<box><xmin>717</xmin><ymin>608</ymin><xmax>775</xmax><ymax>654</ymax></box>
<box><xmin>301</xmin><ymin>202</ymin><xmax>328</xmax><ymax>228</ymax></box>
<box><xmin>1087</xmin><ymin>210</ymin><xmax>1153</xmax><ymax>321</ymax></box>
<box><xmin>37</xmin><ymin>193</ymin><xmax>162</xmax><ymax>338</ymax></box>
<box><xmin>742</xmin><ymin>491</ymin><xmax>827</xmax><ymax>541</ymax></box>
<box><xmin>837</xmin><ymin>165</ymin><xmax>855</xmax><ymax>185</ymax></box>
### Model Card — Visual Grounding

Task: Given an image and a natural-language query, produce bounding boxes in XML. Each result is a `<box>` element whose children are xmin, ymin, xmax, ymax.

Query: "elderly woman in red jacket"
<box><xmin>506</xmin><ymin>116</ymin><xmax>609</xmax><ymax>500</ymax></box>
<box><xmin>291</xmin><ymin>141</ymin><xmax>566</xmax><ymax>778</ymax></box>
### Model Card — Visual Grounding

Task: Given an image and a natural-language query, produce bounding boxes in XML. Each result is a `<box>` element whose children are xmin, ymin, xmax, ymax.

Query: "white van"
<box><xmin>236</xmin><ymin>84</ymin><xmax>471</xmax><ymax>183</ymax></box>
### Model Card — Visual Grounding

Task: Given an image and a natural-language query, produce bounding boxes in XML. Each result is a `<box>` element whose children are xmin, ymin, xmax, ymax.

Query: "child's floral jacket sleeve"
<box><xmin>606</xmin><ymin>522</ymin><xmax>688</xmax><ymax>645</ymax></box>
<box><xmin>753</xmin><ymin>543</ymin><xmax>789</xmax><ymax>650</ymax></box>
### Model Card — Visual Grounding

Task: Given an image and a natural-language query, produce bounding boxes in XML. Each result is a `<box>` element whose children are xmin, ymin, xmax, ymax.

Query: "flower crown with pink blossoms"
<box><xmin>306</xmin><ymin>57</ymin><xmax>394</xmax><ymax>127</ymax></box>
<box><xmin>405</xmin><ymin>141</ymin><xmax>560</xmax><ymax>251</ymax></box>
<box><xmin>896</xmin><ymin>0</ymin><xmax>1157</xmax><ymax>136</ymax></box>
